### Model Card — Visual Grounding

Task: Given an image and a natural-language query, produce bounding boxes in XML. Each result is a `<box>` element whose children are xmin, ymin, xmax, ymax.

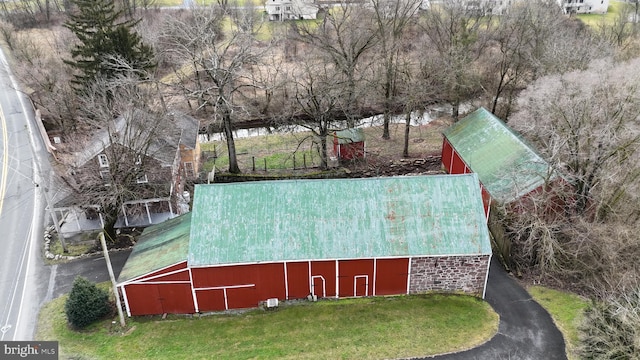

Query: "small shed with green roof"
<box><xmin>117</xmin><ymin>175</ymin><xmax>492</xmax><ymax>316</ymax></box>
<box><xmin>442</xmin><ymin>107</ymin><xmax>554</xmax><ymax>215</ymax></box>
<box><xmin>333</xmin><ymin>128</ymin><xmax>365</xmax><ymax>160</ymax></box>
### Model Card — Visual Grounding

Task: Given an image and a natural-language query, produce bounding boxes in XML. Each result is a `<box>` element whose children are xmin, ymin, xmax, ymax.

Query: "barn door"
<box><xmin>311</xmin><ymin>275</ymin><xmax>326</xmax><ymax>298</ymax></box>
<box><xmin>354</xmin><ymin>275</ymin><xmax>368</xmax><ymax>297</ymax></box>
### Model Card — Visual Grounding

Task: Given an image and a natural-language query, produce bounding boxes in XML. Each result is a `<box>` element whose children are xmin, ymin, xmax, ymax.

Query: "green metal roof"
<box><xmin>188</xmin><ymin>175</ymin><xmax>491</xmax><ymax>267</ymax></box>
<box><xmin>118</xmin><ymin>213</ymin><xmax>191</xmax><ymax>283</ymax></box>
<box><xmin>335</xmin><ymin>128</ymin><xmax>365</xmax><ymax>144</ymax></box>
<box><xmin>443</xmin><ymin>107</ymin><xmax>553</xmax><ymax>204</ymax></box>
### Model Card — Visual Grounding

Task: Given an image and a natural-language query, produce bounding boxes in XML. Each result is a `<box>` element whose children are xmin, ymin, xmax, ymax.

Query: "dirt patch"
<box><xmin>327</xmin><ymin>119</ymin><xmax>451</xmax><ymax>177</ymax></box>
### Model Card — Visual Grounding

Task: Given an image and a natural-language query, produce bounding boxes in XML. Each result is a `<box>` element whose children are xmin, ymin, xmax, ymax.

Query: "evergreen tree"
<box><xmin>64</xmin><ymin>0</ymin><xmax>155</xmax><ymax>91</ymax></box>
<box><xmin>65</xmin><ymin>277</ymin><xmax>112</xmax><ymax>329</ymax></box>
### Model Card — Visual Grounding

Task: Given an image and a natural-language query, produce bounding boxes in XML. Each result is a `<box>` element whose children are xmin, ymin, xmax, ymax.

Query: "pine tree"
<box><xmin>65</xmin><ymin>277</ymin><xmax>112</xmax><ymax>329</ymax></box>
<box><xmin>64</xmin><ymin>0</ymin><xmax>155</xmax><ymax>91</ymax></box>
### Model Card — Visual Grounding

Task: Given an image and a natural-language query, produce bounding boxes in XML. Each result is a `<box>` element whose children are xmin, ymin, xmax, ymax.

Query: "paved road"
<box><xmin>425</xmin><ymin>256</ymin><xmax>567</xmax><ymax>360</ymax></box>
<box><xmin>0</xmin><ymin>47</ymin><xmax>50</xmax><ymax>341</ymax></box>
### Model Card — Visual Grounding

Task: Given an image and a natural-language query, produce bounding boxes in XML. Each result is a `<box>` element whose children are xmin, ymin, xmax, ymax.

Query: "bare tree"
<box><xmin>286</xmin><ymin>56</ymin><xmax>349</xmax><ymax>170</ymax></box>
<box><xmin>371</xmin><ymin>0</ymin><xmax>421</xmax><ymax>140</ymax></box>
<box><xmin>159</xmin><ymin>6</ymin><xmax>267</xmax><ymax>173</ymax></box>
<box><xmin>596</xmin><ymin>1</ymin><xmax>638</xmax><ymax>49</ymax></box>
<box><xmin>500</xmin><ymin>58</ymin><xmax>640</xmax><ymax>294</ymax></box>
<box><xmin>292</xmin><ymin>3</ymin><xmax>378</xmax><ymax>125</ymax></box>
<box><xmin>511</xmin><ymin>58</ymin><xmax>640</xmax><ymax>220</ymax></box>
<box><xmin>579</xmin><ymin>286</ymin><xmax>640</xmax><ymax>359</ymax></box>
<box><xmin>63</xmin><ymin>73</ymin><xmax>172</xmax><ymax>238</ymax></box>
<box><xmin>420</xmin><ymin>0</ymin><xmax>492</xmax><ymax>120</ymax></box>
<box><xmin>8</xmin><ymin>25</ymin><xmax>82</xmax><ymax>133</ymax></box>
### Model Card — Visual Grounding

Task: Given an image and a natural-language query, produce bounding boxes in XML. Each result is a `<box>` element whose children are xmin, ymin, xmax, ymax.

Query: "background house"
<box><xmin>560</xmin><ymin>0</ymin><xmax>609</xmax><ymax>14</ymax></box>
<box><xmin>422</xmin><ymin>0</ymin><xmax>610</xmax><ymax>14</ymax></box>
<box><xmin>441</xmin><ymin>107</ymin><xmax>556</xmax><ymax>217</ymax></box>
<box><xmin>265</xmin><ymin>0</ymin><xmax>319</xmax><ymax>20</ymax></box>
<box><xmin>117</xmin><ymin>174</ymin><xmax>492</xmax><ymax>316</ymax></box>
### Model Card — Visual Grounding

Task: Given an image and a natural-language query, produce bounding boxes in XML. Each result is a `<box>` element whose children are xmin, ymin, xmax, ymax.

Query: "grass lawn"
<box><xmin>37</xmin><ymin>293</ymin><xmax>498</xmax><ymax>360</ymax></box>
<box><xmin>528</xmin><ymin>286</ymin><xmax>589</xmax><ymax>360</ymax></box>
<box><xmin>576</xmin><ymin>0</ymin><xmax>632</xmax><ymax>27</ymax></box>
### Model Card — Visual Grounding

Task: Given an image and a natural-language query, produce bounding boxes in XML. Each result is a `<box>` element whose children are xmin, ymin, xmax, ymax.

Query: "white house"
<box><xmin>559</xmin><ymin>0</ymin><xmax>609</xmax><ymax>14</ymax></box>
<box><xmin>265</xmin><ymin>0</ymin><xmax>319</xmax><ymax>21</ymax></box>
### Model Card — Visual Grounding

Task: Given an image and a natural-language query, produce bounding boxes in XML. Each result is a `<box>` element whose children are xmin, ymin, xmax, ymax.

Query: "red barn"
<box><xmin>333</xmin><ymin>128</ymin><xmax>365</xmax><ymax>160</ymax></box>
<box><xmin>442</xmin><ymin>107</ymin><xmax>557</xmax><ymax>217</ymax></box>
<box><xmin>117</xmin><ymin>175</ymin><xmax>492</xmax><ymax>316</ymax></box>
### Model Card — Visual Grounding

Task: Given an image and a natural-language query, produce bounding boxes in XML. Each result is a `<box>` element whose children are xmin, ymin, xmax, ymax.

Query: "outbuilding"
<box><xmin>442</xmin><ymin>107</ymin><xmax>555</xmax><ymax>216</ymax></box>
<box><xmin>117</xmin><ymin>174</ymin><xmax>492</xmax><ymax>316</ymax></box>
<box><xmin>333</xmin><ymin>128</ymin><xmax>365</xmax><ymax>161</ymax></box>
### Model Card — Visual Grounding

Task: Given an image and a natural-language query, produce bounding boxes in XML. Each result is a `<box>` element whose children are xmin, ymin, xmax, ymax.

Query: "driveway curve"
<box><xmin>423</xmin><ymin>256</ymin><xmax>567</xmax><ymax>360</ymax></box>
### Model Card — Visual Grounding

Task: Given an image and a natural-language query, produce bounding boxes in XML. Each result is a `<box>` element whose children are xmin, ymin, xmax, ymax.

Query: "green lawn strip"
<box><xmin>201</xmin><ymin>131</ymin><xmax>322</xmax><ymax>172</ymax></box>
<box><xmin>577</xmin><ymin>1</ymin><xmax>631</xmax><ymax>27</ymax></box>
<box><xmin>528</xmin><ymin>286</ymin><xmax>589</xmax><ymax>360</ymax></box>
<box><xmin>37</xmin><ymin>294</ymin><xmax>498</xmax><ymax>360</ymax></box>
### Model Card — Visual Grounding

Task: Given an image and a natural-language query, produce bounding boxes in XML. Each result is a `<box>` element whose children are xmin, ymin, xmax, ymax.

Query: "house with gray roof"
<box><xmin>53</xmin><ymin>111</ymin><xmax>200</xmax><ymax>234</ymax></box>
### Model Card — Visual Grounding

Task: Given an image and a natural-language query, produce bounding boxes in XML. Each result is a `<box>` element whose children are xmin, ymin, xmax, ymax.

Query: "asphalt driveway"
<box><xmin>425</xmin><ymin>256</ymin><xmax>567</xmax><ymax>360</ymax></box>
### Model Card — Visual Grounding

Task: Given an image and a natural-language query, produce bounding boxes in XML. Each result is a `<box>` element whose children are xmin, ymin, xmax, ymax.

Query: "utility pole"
<box><xmin>30</xmin><ymin>131</ymin><xmax>68</xmax><ymax>253</ymax></box>
<box><xmin>99</xmin><ymin>232</ymin><xmax>126</xmax><ymax>327</ymax></box>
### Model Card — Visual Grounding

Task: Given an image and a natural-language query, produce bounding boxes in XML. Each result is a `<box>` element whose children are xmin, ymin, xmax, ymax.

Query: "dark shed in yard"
<box><xmin>442</xmin><ymin>107</ymin><xmax>556</xmax><ymax>217</ymax></box>
<box><xmin>118</xmin><ymin>175</ymin><xmax>492</xmax><ymax>316</ymax></box>
<box><xmin>333</xmin><ymin>128</ymin><xmax>365</xmax><ymax>160</ymax></box>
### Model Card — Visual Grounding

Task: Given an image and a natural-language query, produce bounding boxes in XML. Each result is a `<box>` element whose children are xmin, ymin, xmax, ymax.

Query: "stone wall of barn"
<box><xmin>408</xmin><ymin>255</ymin><xmax>491</xmax><ymax>296</ymax></box>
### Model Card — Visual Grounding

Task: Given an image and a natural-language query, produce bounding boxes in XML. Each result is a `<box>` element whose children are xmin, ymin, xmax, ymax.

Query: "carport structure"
<box><xmin>118</xmin><ymin>175</ymin><xmax>492</xmax><ymax>316</ymax></box>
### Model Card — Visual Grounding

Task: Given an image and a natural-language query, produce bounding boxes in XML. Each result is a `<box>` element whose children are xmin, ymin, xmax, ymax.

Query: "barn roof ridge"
<box><xmin>443</xmin><ymin>107</ymin><xmax>555</xmax><ymax>203</ymax></box>
<box><xmin>188</xmin><ymin>174</ymin><xmax>492</xmax><ymax>267</ymax></box>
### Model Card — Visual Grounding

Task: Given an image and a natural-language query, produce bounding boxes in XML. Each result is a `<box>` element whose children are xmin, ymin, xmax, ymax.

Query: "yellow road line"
<box><xmin>0</xmin><ymin>105</ymin><xmax>8</xmax><ymax>218</ymax></box>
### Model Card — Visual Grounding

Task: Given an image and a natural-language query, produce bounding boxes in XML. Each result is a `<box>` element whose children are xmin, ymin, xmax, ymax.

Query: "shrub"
<box><xmin>65</xmin><ymin>277</ymin><xmax>111</xmax><ymax>329</ymax></box>
<box><xmin>579</xmin><ymin>289</ymin><xmax>640</xmax><ymax>360</ymax></box>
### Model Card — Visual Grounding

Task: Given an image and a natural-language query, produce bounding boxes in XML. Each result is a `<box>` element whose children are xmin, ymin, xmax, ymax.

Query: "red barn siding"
<box><xmin>191</xmin><ymin>263</ymin><xmax>286</xmax><ymax>310</ymax></box>
<box><xmin>481</xmin><ymin>185</ymin><xmax>491</xmax><ymax>216</ymax></box>
<box><xmin>338</xmin><ymin>259</ymin><xmax>374</xmax><ymax>297</ymax></box>
<box><xmin>442</xmin><ymin>139</ymin><xmax>454</xmax><ymax>172</ymax></box>
<box><xmin>451</xmin><ymin>150</ymin><xmax>467</xmax><ymax>174</ymax></box>
<box><xmin>334</xmin><ymin>142</ymin><xmax>365</xmax><ymax>160</ymax></box>
<box><xmin>442</xmin><ymin>138</ymin><xmax>468</xmax><ymax>175</ymax></box>
<box><xmin>442</xmin><ymin>138</ymin><xmax>491</xmax><ymax>217</ymax></box>
<box><xmin>134</xmin><ymin>261</ymin><xmax>188</xmax><ymax>282</ymax></box>
<box><xmin>311</xmin><ymin>260</ymin><xmax>336</xmax><ymax>298</ymax></box>
<box><xmin>124</xmin><ymin>285</ymin><xmax>163</xmax><ymax>316</ymax></box>
<box><xmin>374</xmin><ymin>258</ymin><xmax>409</xmax><ymax>296</ymax></box>
<box><xmin>124</xmin><ymin>283</ymin><xmax>194</xmax><ymax>316</ymax></box>
<box><xmin>286</xmin><ymin>261</ymin><xmax>310</xmax><ymax>299</ymax></box>
<box><xmin>195</xmin><ymin>289</ymin><xmax>226</xmax><ymax>312</ymax></box>
<box><xmin>227</xmin><ymin>286</ymin><xmax>261</xmax><ymax>309</ymax></box>
<box><xmin>123</xmin><ymin>255</ymin><xmax>487</xmax><ymax>315</ymax></box>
